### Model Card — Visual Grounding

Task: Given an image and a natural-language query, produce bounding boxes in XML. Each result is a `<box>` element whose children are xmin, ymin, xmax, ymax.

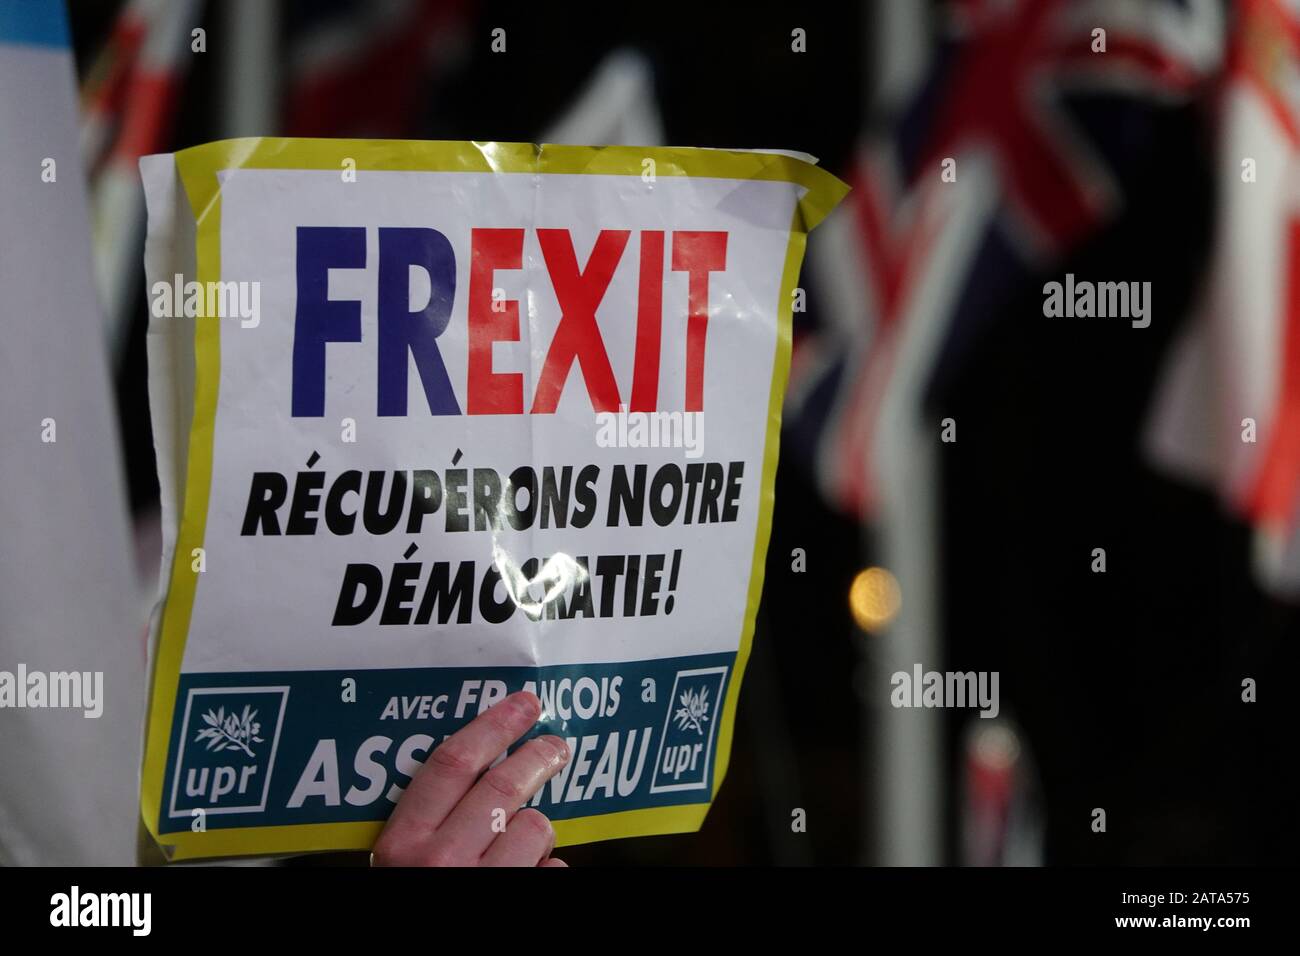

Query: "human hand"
<box><xmin>371</xmin><ymin>690</ymin><xmax>570</xmax><ymax>867</ymax></box>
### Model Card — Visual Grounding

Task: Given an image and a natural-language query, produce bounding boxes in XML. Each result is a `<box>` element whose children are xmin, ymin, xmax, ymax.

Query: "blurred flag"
<box><xmin>285</xmin><ymin>0</ymin><xmax>472</xmax><ymax>136</ymax></box>
<box><xmin>0</xmin><ymin>0</ymin><xmax>143</xmax><ymax>865</ymax></box>
<box><xmin>1144</xmin><ymin>0</ymin><xmax>1300</xmax><ymax>600</ymax></box>
<box><xmin>961</xmin><ymin>719</ymin><xmax>1043</xmax><ymax>866</ymax></box>
<box><xmin>79</xmin><ymin>0</ymin><xmax>151</xmax><ymax>171</ymax></box>
<box><xmin>788</xmin><ymin>0</ymin><xmax>1224</xmax><ymax>521</ymax></box>
<box><xmin>83</xmin><ymin>0</ymin><xmax>203</xmax><ymax>363</ymax></box>
<box><xmin>543</xmin><ymin>48</ymin><xmax>663</xmax><ymax>146</ymax></box>
<box><xmin>794</xmin><ymin>1</ymin><xmax>1225</xmax><ymax>864</ymax></box>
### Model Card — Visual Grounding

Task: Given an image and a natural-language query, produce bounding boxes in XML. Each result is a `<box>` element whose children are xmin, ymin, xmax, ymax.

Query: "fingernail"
<box><xmin>537</xmin><ymin>735</ymin><xmax>569</xmax><ymax>764</ymax></box>
<box><xmin>510</xmin><ymin>691</ymin><xmax>541</xmax><ymax>720</ymax></box>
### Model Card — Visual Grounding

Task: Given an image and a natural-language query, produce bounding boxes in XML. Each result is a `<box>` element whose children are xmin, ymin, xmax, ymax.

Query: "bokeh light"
<box><xmin>848</xmin><ymin>566</ymin><xmax>901</xmax><ymax>633</ymax></box>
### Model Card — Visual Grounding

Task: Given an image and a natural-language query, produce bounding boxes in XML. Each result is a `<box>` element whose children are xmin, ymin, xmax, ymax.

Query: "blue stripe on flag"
<box><xmin>0</xmin><ymin>0</ymin><xmax>68</xmax><ymax>48</ymax></box>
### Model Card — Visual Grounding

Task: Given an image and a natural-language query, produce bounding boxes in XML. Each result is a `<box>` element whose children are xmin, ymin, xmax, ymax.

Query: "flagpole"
<box><xmin>873</xmin><ymin>425</ymin><xmax>943</xmax><ymax>865</ymax></box>
<box><xmin>861</xmin><ymin>0</ymin><xmax>941</xmax><ymax>867</ymax></box>
<box><xmin>222</xmin><ymin>0</ymin><xmax>277</xmax><ymax>137</ymax></box>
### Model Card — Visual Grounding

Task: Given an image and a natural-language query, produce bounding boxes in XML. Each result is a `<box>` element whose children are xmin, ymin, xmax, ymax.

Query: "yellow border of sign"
<box><xmin>139</xmin><ymin>138</ymin><xmax>847</xmax><ymax>861</ymax></box>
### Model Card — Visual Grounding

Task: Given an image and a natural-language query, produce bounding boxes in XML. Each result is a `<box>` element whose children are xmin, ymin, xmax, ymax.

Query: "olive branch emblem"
<box><xmin>673</xmin><ymin>687</ymin><xmax>710</xmax><ymax>736</ymax></box>
<box><xmin>195</xmin><ymin>704</ymin><xmax>264</xmax><ymax>758</ymax></box>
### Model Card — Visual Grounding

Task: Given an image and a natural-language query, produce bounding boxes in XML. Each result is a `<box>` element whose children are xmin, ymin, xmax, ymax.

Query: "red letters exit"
<box><xmin>468</xmin><ymin>228</ymin><xmax>727</xmax><ymax>415</ymax></box>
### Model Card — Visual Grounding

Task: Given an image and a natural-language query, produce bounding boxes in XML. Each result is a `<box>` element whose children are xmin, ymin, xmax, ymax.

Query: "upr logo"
<box><xmin>168</xmin><ymin>686</ymin><xmax>289</xmax><ymax>818</ymax></box>
<box><xmin>650</xmin><ymin>666</ymin><xmax>727</xmax><ymax>794</ymax></box>
<box><xmin>195</xmin><ymin>703</ymin><xmax>265</xmax><ymax>756</ymax></box>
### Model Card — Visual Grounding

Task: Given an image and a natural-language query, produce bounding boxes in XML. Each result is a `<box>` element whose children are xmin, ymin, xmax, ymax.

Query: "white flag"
<box><xmin>0</xmin><ymin>0</ymin><xmax>144</xmax><ymax>864</ymax></box>
<box><xmin>1144</xmin><ymin>0</ymin><xmax>1300</xmax><ymax>598</ymax></box>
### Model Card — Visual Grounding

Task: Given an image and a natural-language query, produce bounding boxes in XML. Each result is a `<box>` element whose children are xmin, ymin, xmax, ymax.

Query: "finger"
<box><xmin>478</xmin><ymin>808</ymin><xmax>555</xmax><ymax>867</ymax></box>
<box><xmin>378</xmin><ymin>692</ymin><xmax>540</xmax><ymax>851</ymax></box>
<box><xmin>539</xmin><ymin>857</ymin><xmax>568</xmax><ymax>867</ymax></box>
<box><xmin>423</xmin><ymin>734</ymin><xmax>569</xmax><ymax>862</ymax></box>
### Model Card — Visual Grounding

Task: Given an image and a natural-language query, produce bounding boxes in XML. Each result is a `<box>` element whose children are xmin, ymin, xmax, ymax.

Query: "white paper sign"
<box><xmin>139</xmin><ymin>138</ymin><xmax>846</xmax><ymax>860</ymax></box>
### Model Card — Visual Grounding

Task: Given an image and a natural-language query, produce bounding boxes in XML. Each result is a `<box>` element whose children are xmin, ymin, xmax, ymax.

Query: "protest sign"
<box><xmin>139</xmin><ymin>138</ymin><xmax>847</xmax><ymax>859</ymax></box>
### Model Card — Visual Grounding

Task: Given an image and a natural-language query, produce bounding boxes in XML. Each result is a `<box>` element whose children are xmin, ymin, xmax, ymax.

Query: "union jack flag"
<box><xmin>787</xmin><ymin>0</ymin><xmax>1224</xmax><ymax>521</ymax></box>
